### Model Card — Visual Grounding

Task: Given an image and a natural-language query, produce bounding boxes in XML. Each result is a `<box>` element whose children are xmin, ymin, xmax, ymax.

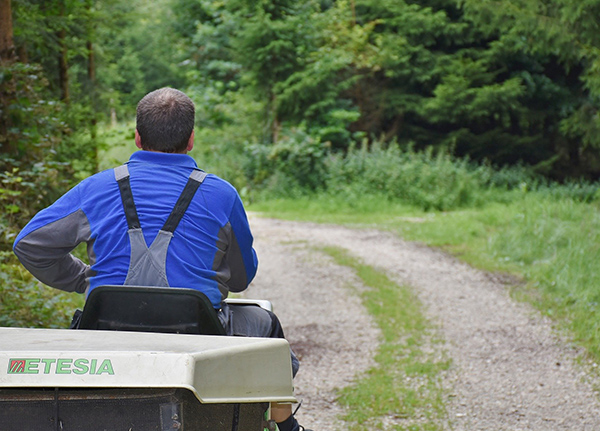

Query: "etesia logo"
<box><xmin>7</xmin><ymin>358</ymin><xmax>114</xmax><ymax>375</ymax></box>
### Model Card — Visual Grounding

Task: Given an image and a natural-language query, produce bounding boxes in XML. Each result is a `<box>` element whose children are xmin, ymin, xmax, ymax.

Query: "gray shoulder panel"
<box><xmin>114</xmin><ymin>164</ymin><xmax>130</xmax><ymax>181</ymax></box>
<box><xmin>212</xmin><ymin>222</ymin><xmax>248</xmax><ymax>298</ymax></box>
<box><xmin>13</xmin><ymin>209</ymin><xmax>94</xmax><ymax>293</ymax></box>
<box><xmin>189</xmin><ymin>170</ymin><xmax>207</xmax><ymax>183</ymax></box>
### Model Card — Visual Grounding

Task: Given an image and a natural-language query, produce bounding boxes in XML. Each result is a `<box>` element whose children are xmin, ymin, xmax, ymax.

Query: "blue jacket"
<box><xmin>13</xmin><ymin>151</ymin><xmax>258</xmax><ymax>308</ymax></box>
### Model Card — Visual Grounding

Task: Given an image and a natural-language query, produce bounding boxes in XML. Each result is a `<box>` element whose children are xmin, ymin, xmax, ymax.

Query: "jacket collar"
<box><xmin>128</xmin><ymin>150</ymin><xmax>199</xmax><ymax>169</ymax></box>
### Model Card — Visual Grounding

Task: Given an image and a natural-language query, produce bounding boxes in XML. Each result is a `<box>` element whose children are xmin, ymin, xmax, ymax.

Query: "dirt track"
<box><xmin>245</xmin><ymin>216</ymin><xmax>600</xmax><ymax>430</ymax></box>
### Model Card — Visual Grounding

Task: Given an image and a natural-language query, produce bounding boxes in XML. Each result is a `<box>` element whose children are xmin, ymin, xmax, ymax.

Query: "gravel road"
<box><xmin>244</xmin><ymin>216</ymin><xmax>600</xmax><ymax>430</ymax></box>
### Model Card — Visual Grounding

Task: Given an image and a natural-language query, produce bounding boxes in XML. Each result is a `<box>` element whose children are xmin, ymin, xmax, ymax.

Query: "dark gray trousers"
<box><xmin>219</xmin><ymin>303</ymin><xmax>300</xmax><ymax>377</ymax></box>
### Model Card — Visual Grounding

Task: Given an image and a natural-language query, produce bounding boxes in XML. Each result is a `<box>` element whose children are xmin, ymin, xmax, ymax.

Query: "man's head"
<box><xmin>135</xmin><ymin>87</ymin><xmax>195</xmax><ymax>153</ymax></box>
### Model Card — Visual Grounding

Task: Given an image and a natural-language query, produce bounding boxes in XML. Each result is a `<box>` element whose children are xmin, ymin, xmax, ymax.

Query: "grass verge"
<box><xmin>250</xmin><ymin>192</ymin><xmax>600</xmax><ymax>364</ymax></box>
<box><xmin>318</xmin><ymin>246</ymin><xmax>450</xmax><ymax>431</ymax></box>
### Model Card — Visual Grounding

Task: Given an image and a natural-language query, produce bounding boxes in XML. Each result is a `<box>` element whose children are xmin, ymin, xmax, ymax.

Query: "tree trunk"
<box><xmin>58</xmin><ymin>31</ymin><xmax>69</xmax><ymax>102</ymax></box>
<box><xmin>87</xmin><ymin>0</ymin><xmax>98</xmax><ymax>171</ymax></box>
<box><xmin>88</xmin><ymin>38</ymin><xmax>96</xmax><ymax>131</ymax></box>
<box><xmin>87</xmin><ymin>40</ymin><xmax>95</xmax><ymax>82</ymax></box>
<box><xmin>16</xmin><ymin>44</ymin><xmax>28</xmax><ymax>63</ymax></box>
<box><xmin>269</xmin><ymin>92</ymin><xmax>280</xmax><ymax>143</ymax></box>
<box><xmin>88</xmin><ymin>39</ymin><xmax>99</xmax><ymax>170</ymax></box>
<box><xmin>86</xmin><ymin>0</ymin><xmax>96</xmax><ymax>85</ymax></box>
<box><xmin>57</xmin><ymin>0</ymin><xmax>69</xmax><ymax>103</ymax></box>
<box><xmin>0</xmin><ymin>0</ymin><xmax>15</xmax><ymax>61</ymax></box>
<box><xmin>0</xmin><ymin>0</ymin><xmax>16</xmax><ymax>154</ymax></box>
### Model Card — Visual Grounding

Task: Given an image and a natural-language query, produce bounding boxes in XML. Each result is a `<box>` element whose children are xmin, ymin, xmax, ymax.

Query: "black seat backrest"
<box><xmin>78</xmin><ymin>285</ymin><xmax>226</xmax><ymax>335</ymax></box>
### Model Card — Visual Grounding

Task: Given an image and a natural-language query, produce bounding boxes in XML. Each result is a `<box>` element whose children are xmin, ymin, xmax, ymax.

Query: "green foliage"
<box><xmin>0</xmin><ymin>60</ymin><xmax>78</xmax><ymax>248</ymax></box>
<box><xmin>178</xmin><ymin>0</ymin><xmax>600</xmax><ymax>178</ymax></box>
<box><xmin>232</xmin><ymin>0</ymin><xmax>309</xmax><ymax>93</ymax></box>
<box><xmin>243</xmin><ymin>127</ymin><xmax>330</xmax><ymax>195</ymax></box>
<box><xmin>1</xmin><ymin>62</ymin><xmax>64</xmax><ymax>153</ymax></box>
<box><xmin>459</xmin><ymin>0</ymin><xmax>600</xmax><ymax>177</ymax></box>
<box><xmin>13</xmin><ymin>0</ymin><xmax>189</xmax><ymax>119</ymax></box>
<box><xmin>94</xmin><ymin>0</ymin><xmax>189</xmax><ymax>112</ymax></box>
<box><xmin>5</xmin><ymin>0</ymin><xmax>600</xmax><ymax>331</ymax></box>
<box><xmin>0</xmin><ymin>157</ymin><xmax>74</xmax><ymax>247</ymax></box>
<box><xmin>272</xmin><ymin>1</ymin><xmax>374</xmax><ymax>146</ymax></box>
<box><xmin>0</xmin><ymin>53</ymin><xmax>89</xmax><ymax>330</ymax></box>
<box><xmin>326</xmin><ymin>143</ymin><xmax>487</xmax><ymax>211</ymax></box>
<box><xmin>0</xmin><ymin>261</ymin><xmax>84</xmax><ymax>328</ymax></box>
<box><xmin>241</xmin><ymin>132</ymin><xmax>599</xmax><ymax>211</ymax></box>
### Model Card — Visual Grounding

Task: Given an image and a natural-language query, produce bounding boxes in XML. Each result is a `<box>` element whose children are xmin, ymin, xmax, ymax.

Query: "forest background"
<box><xmin>1</xmin><ymin>0</ymin><xmax>600</xmax><ymax>364</ymax></box>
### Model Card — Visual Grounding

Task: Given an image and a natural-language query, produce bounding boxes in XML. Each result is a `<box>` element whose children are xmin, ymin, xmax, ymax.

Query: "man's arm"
<box><xmin>13</xmin><ymin>187</ymin><xmax>94</xmax><ymax>294</ymax></box>
<box><xmin>222</xmin><ymin>194</ymin><xmax>258</xmax><ymax>293</ymax></box>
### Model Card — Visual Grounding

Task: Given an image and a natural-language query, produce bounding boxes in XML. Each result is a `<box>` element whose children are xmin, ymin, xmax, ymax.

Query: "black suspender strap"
<box><xmin>114</xmin><ymin>165</ymin><xmax>140</xmax><ymax>230</ymax></box>
<box><xmin>162</xmin><ymin>170</ymin><xmax>207</xmax><ymax>233</ymax></box>
<box><xmin>113</xmin><ymin>165</ymin><xmax>207</xmax><ymax>234</ymax></box>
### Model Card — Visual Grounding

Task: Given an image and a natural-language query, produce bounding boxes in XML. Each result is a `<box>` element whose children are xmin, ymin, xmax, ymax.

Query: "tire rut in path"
<box><xmin>244</xmin><ymin>217</ymin><xmax>600</xmax><ymax>430</ymax></box>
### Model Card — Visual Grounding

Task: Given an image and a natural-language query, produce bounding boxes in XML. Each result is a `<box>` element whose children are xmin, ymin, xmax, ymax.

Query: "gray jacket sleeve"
<box><xmin>211</xmin><ymin>192</ymin><xmax>258</xmax><ymax>300</ymax></box>
<box><xmin>13</xmin><ymin>209</ymin><xmax>94</xmax><ymax>294</ymax></box>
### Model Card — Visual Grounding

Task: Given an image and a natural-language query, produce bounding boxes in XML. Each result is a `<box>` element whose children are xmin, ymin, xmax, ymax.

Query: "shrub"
<box><xmin>537</xmin><ymin>181</ymin><xmax>600</xmax><ymax>203</ymax></box>
<box><xmin>243</xmin><ymin>127</ymin><xmax>330</xmax><ymax>196</ymax></box>
<box><xmin>326</xmin><ymin>143</ymin><xmax>486</xmax><ymax>211</ymax></box>
<box><xmin>0</xmin><ymin>62</ymin><xmax>90</xmax><ymax>328</ymax></box>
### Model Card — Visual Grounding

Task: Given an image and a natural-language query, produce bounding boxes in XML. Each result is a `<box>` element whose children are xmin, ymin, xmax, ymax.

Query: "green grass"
<box><xmin>250</xmin><ymin>192</ymin><xmax>600</xmax><ymax>363</ymax></box>
<box><xmin>319</xmin><ymin>246</ymin><xmax>449</xmax><ymax>431</ymax></box>
<box><xmin>393</xmin><ymin>195</ymin><xmax>600</xmax><ymax>359</ymax></box>
<box><xmin>249</xmin><ymin>193</ymin><xmax>423</xmax><ymax>225</ymax></box>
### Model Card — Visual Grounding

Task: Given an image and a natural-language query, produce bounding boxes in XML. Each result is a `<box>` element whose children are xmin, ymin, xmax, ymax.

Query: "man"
<box><xmin>13</xmin><ymin>87</ymin><xmax>308</xmax><ymax>431</ymax></box>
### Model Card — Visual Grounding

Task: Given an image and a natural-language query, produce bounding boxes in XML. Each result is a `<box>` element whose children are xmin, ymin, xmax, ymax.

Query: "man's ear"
<box><xmin>135</xmin><ymin>129</ymin><xmax>143</xmax><ymax>149</ymax></box>
<box><xmin>186</xmin><ymin>130</ymin><xmax>195</xmax><ymax>152</ymax></box>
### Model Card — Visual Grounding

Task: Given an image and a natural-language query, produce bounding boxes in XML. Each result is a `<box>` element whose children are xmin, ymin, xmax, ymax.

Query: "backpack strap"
<box><xmin>113</xmin><ymin>165</ymin><xmax>207</xmax><ymax>234</ymax></box>
<box><xmin>161</xmin><ymin>170</ymin><xmax>207</xmax><ymax>233</ymax></box>
<box><xmin>114</xmin><ymin>165</ymin><xmax>140</xmax><ymax>230</ymax></box>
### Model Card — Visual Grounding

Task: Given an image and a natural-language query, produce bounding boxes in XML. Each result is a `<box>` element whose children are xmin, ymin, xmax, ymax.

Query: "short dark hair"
<box><xmin>136</xmin><ymin>88</ymin><xmax>195</xmax><ymax>153</ymax></box>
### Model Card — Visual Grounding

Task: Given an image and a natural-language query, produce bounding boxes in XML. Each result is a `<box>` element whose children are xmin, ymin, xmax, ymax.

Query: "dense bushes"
<box><xmin>0</xmin><ymin>61</ymin><xmax>93</xmax><ymax>329</ymax></box>
<box><xmin>241</xmin><ymin>133</ymin><xmax>600</xmax><ymax>211</ymax></box>
<box><xmin>0</xmin><ymin>265</ymin><xmax>83</xmax><ymax>328</ymax></box>
<box><xmin>326</xmin><ymin>144</ymin><xmax>484</xmax><ymax>211</ymax></box>
<box><xmin>243</xmin><ymin>128</ymin><xmax>330</xmax><ymax>196</ymax></box>
<box><xmin>0</xmin><ymin>152</ymin><xmax>84</xmax><ymax>328</ymax></box>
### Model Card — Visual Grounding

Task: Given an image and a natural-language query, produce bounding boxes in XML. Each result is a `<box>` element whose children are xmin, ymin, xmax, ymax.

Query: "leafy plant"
<box><xmin>326</xmin><ymin>143</ymin><xmax>486</xmax><ymax>211</ymax></box>
<box><xmin>244</xmin><ymin>127</ymin><xmax>330</xmax><ymax>195</ymax></box>
<box><xmin>0</xmin><ymin>259</ymin><xmax>83</xmax><ymax>328</ymax></box>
